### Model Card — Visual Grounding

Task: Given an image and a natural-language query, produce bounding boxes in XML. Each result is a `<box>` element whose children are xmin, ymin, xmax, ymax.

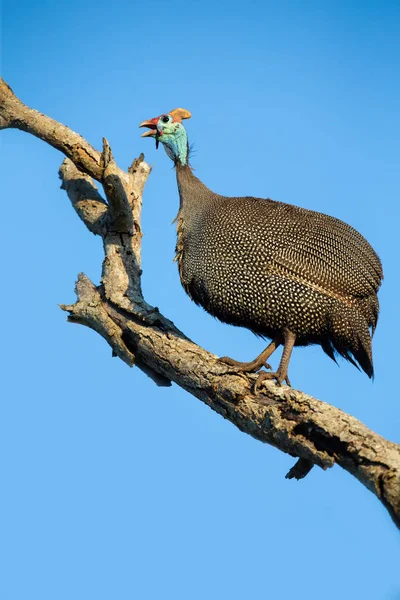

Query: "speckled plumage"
<box><xmin>175</xmin><ymin>164</ymin><xmax>382</xmax><ymax>378</ymax></box>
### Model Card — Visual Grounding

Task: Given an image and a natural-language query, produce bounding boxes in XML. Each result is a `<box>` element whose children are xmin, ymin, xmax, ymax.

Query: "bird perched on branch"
<box><xmin>140</xmin><ymin>109</ymin><xmax>383</xmax><ymax>386</ymax></box>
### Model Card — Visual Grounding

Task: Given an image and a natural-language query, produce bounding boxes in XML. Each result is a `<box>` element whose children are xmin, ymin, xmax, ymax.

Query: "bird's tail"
<box><xmin>324</xmin><ymin>303</ymin><xmax>374</xmax><ymax>378</ymax></box>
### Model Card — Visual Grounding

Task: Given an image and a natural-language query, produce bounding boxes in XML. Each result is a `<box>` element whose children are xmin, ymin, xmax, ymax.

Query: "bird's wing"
<box><xmin>224</xmin><ymin>197</ymin><xmax>383</xmax><ymax>301</ymax></box>
<box><xmin>264</xmin><ymin>200</ymin><xmax>383</xmax><ymax>300</ymax></box>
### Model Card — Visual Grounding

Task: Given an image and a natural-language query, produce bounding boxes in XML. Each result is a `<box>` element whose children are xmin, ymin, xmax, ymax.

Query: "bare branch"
<box><xmin>3</xmin><ymin>77</ymin><xmax>400</xmax><ymax>529</ymax></box>
<box><xmin>70</xmin><ymin>275</ymin><xmax>400</xmax><ymax>528</ymax></box>
<box><xmin>286</xmin><ymin>457</ymin><xmax>314</xmax><ymax>480</ymax></box>
<box><xmin>59</xmin><ymin>159</ymin><xmax>109</xmax><ymax>235</ymax></box>
<box><xmin>0</xmin><ymin>78</ymin><xmax>102</xmax><ymax>180</ymax></box>
<box><xmin>60</xmin><ymin>274</ymin><xmax>135</xmax><ymax>366</ymax></box>
<box><xmin>100</xmin><ymin>138</ymin><xmax>133</xmax><ymax>233</ymax></box>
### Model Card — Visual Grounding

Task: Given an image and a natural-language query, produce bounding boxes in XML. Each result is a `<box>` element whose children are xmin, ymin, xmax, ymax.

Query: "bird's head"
<box><xmin>139</xmin><ymin>108</ymin><xmax>191</xmax><ymax>165</ymax></box>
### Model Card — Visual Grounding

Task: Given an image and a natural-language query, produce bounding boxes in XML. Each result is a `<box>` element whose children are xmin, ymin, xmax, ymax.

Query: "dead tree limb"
<box><xmin>1</xmin><ymin>77</ymin><xmax>399</xmax><ymax>529</ymax></box>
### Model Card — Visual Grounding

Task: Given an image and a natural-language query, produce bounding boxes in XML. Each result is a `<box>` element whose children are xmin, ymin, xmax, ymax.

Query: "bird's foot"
<box><xmin>254</xmin><ymin>369</ymin><xmax>291</xmax><ymax>392</ymax></box>
<box><xmin>219</xmin><ymin>340</ymin><xmax>279</xmax><ymax>374</ymax></box>
<box><xmin>219</xmin><ymin>356</ymin><xmax>272</xmax><ymax>373</ymax></box>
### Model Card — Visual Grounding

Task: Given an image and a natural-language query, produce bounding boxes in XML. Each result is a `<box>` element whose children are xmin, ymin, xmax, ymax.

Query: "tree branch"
<box><xmin>2</xmin><ymin>77</ymin><xmax>399</xmax><ymax>530</ymax></box>
<box><xmin>59</xmin><ymin>159</ymin><xmax>109</xmax><ymax>235</ymax></box>
<box><xmin>0</xmin><ymin>79</ymin><xmax>103</xmax><ymax>180</ymax></box>
<box><xmin>100</xmin><ymin>137</ymin><xmax>133</xmax><ymax>233</ymax></box>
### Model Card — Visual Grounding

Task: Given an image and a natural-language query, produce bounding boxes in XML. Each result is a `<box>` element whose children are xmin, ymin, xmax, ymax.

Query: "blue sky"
<box><xmin>2</xmin><ymin>1</ymin><xmax>400</xmax><ymax>598</ymax></box>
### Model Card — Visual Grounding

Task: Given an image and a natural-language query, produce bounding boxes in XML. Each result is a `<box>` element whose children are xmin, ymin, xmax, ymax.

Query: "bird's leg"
<box><xmin>219</xmin><ymin>339</ymin><xmax>280</xmax><ymax>373</ymax></box>
<box><xmin>254</xmin><ymin>330</ymin><xmax>296</xmax><ymax>389</ymax></box>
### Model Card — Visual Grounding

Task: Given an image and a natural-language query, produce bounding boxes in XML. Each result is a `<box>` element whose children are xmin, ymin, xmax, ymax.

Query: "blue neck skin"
<box><xmin>160</xmin><ymin>124</ymin><xmax>189</xmax><ymax>166</ymax></box>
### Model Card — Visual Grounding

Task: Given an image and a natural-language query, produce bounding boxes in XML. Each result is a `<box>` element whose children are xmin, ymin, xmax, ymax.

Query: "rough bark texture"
<box><xmin>1</xmin><ymin>77</ymin><xmax>399</xmax><ymax>529</ymax></box>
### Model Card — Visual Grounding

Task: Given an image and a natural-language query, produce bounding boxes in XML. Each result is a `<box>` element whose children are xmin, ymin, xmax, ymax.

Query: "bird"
<box><xmin>139</xmin><ymin>109</ymin><xmax>383</xmax><ymax>387</ymax></box>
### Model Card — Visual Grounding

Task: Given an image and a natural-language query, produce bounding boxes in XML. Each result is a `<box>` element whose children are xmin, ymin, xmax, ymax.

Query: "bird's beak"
<box><xmin>139</xmin><ymin>117</ymin><xmax>158</xmax><ymax>138</ymax></box>
<box><xmin>139</xmin><ymin>117</ymin><xmax>161</xmax><ymax>148</ymax></box>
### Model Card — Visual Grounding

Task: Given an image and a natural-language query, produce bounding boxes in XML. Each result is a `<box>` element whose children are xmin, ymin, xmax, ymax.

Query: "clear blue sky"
<box><xmin>2</xmin><ymin>1</ymin><xmax>400</xmax><ymax>598</ymax></box>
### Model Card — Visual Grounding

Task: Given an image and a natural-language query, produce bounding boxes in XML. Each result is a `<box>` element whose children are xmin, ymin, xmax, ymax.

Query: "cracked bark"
<box><xmin>1</xmin><ymin>77</ymin><xmax>399</xmax><ymax>530</ymax></box>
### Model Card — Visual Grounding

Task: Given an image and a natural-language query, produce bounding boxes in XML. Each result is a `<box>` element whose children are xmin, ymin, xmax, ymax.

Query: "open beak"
<box><xmin>139</xmin><ymin>118</ymin><xmax>158</xmax><ymax>138</ymax></box>
<box><xmin>139</xmin><ymin>117</ymin><xmax>161</xmax><ymax>148</ymax></box>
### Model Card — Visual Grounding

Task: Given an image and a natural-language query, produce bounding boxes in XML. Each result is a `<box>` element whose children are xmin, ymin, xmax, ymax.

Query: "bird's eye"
<box><xmin>161</xmin><ymin>115</ymin><xmax>170</xmax><ymax>123</ymax></box>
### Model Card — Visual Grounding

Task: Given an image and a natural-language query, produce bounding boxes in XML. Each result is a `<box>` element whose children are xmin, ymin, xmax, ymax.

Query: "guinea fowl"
<box><xmin>139</xmin><ymin>109</ymin><xmax>383</xmax><ymax>386</ymax></box>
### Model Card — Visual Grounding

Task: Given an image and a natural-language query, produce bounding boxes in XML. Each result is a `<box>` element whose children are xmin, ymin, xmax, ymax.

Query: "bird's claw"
<box><xmin>254</xmin><ymin>370</ymin><xmax>291</xmax><ymax>393</ymax></box>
